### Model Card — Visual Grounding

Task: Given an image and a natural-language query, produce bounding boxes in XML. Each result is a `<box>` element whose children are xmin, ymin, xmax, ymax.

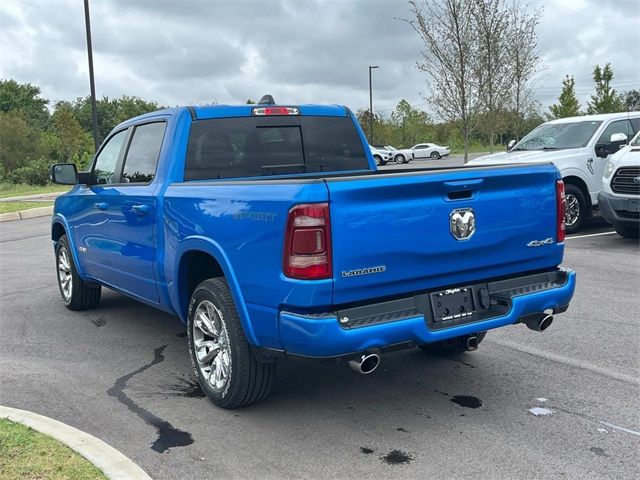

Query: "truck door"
<box><xmin>106</xmin><ymin>121</ymin><xmax>166</xmax><ymax>303</ymax></box>
<box><xmin>72</xmin><ymin>128</ymin><xmax>129</xmax><ymax>283</ymax></box>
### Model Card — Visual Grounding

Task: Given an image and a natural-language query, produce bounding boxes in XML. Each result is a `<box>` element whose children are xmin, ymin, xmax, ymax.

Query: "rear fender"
<box><xmin>172</xmin><ymin>236</ymin><xmax>258</xmax><ymax>345</ymax></box>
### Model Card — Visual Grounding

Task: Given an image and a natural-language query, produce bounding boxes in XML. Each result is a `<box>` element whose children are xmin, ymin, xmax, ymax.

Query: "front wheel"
<box><xmin>564</xmin><ymin>184</ymin><xmax>587</xmax><ymax>234</ymax></box>
<box><xmin>430</xmin><ymin>151</ymin><xmax>441</xmax><ymax>160</ymax></box>
<box><xmin>373</xmin><ymin>155</ymin><xmax>382</xmax><ymax>166</ymax></box>
<box><xmin>55</xmin><ymin>235</ymin><xmax>101</xmax><ymax>310</ymax></box>
<box><xmin>615</xmin><ymin>224</ymin><xmax>639</xmax><ymax>240</ymax></box>
<box><xmin>394</xmin><ymin>154</ymin><xmax>405</xmax><ymax>164</ymax></box>
<box><xmin>419</xmin><ymin>332</ymin><xmax>486</xmax><ymax>354</ymax></box>
<box><xmin>187</xmin><ymin>278</ymin><xmax>276</xmax><ymax>409</ymax></box>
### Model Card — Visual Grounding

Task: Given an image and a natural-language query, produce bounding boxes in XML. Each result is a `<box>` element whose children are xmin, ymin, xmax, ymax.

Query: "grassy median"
<box><xmin>0</xmin><ymin>201</ymin><xmax>53</xmax><ymax>214</ymax></box>
<box><xmin>0</xmin><ymin>418</ymin><xmax>106</xmax><ymax>480</ymax></box>
<box><xmin>0</xmin><ymin>183</ymin><xmax>69</xmax><ymax>199</ymax></box>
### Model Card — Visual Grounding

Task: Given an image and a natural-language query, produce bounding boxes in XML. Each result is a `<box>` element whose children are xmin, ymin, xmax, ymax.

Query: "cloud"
<box><xmin>0</xmin><ymin>0</ymin><xmax>638</xmax><ymax>118</ymax></box>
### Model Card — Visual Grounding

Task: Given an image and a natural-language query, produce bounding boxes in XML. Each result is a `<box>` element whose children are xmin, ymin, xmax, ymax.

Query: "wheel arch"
<box><xmin>173</xmin><ymin>237</ymin><xmax>257</xmax><ymax>345</ymax></box>
<box><xmin>562</xmin><ymin>175</ymin><xmax>592</xmax><ymax>211</ymax></box>
<box><xmin>51</xmin><ymin>215</ymin><xmax>86</xmax><ymax>278</ymax></box>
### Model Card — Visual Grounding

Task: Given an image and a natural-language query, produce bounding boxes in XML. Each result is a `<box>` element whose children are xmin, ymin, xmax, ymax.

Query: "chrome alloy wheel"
<box><xmin>565</xmin><ymin>193</ymin><xmax>580</xmax><ymax>227</ymax></box>
<box><xmin>57</xmin><ymin>246</ymin><xmax>73</xmax><ymax>302</ymax></box>
<box><xmin>192</xmin><ymin>300</ymin><xmax>231</xmax><ymax>392</ymax></box>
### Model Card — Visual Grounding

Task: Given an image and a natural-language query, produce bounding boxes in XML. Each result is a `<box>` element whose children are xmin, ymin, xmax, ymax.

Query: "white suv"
<box><xmin>467</xmin><ymin>112</ymin><xmax>640</xmax><ymax>233</ymax></box>
<box><xmin>598</xmin><ymin>132</ymin><xmax>640</xmax><ymax>239</ymax></box>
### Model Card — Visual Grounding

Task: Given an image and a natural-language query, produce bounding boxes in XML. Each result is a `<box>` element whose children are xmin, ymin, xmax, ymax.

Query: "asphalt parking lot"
<box><xmin>1</xmin><ymin>201</ymin><xmax>638</xmax><ymax>478</ymax></box>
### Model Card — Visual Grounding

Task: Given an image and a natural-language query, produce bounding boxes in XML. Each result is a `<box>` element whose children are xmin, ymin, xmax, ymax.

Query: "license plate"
<box><xmin>430</xmin><ymin>287</ymin><xmax>476</xmax><ymax>322</ymax></box>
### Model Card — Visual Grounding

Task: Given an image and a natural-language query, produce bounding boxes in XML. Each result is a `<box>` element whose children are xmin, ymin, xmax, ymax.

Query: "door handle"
<box><xmin>131</xmin><ymin>204</ymin><xmax>151</xmax><ymax>215</ymax></box>
<box><xmin>94</xmin><ymin>202</ymin><xmax>108</xmax><ymax>210</ymax></box>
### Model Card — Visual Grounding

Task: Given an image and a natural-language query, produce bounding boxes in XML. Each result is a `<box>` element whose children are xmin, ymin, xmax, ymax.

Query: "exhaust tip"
<box><xmin>539</xmin><ymin>314</ymin><xmax>553</xmax><ymax>331</ymax></box>
<box><xmin>348</xmin><ymin>353</ymin><xmax>380</xmax><ymax>374</ymax></box>
<box><xmin>525</xmin><ymin>313</ymin><xmax>554</xmax><ymax>332</ymax></box>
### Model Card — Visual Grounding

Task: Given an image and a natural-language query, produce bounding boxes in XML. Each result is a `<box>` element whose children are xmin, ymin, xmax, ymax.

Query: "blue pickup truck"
<box><xmin>50</xmin><ymin>99</ymin><xmax>576</xmax><ymax>408</ymax></box>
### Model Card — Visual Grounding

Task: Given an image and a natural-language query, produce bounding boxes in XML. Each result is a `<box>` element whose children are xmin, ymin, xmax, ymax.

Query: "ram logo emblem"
<box><xmin>450</xmin><ymin>208</ymin><xmax>476</xmax><ymax>241</ymax></box>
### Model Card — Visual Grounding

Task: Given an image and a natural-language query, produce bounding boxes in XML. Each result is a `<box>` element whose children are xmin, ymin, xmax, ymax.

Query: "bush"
<box><xmin>6</xmin><ymin>157</ymin><xmax>51</xmax><ymax>185</ymax></box>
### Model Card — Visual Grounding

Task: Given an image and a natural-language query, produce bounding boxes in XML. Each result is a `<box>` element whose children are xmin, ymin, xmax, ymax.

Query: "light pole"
<box><xmin>368</xmin><ymin>65</ymin><xmax>379</xmax><ymax>144</ymax></box>
<box><xmin>83</xmin><ymin>0</ymin><xmax>99</xmax><ymax>151</ymax></box>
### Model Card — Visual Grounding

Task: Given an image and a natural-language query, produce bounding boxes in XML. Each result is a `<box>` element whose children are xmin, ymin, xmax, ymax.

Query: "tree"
<box><xmin>390</xmin><ymin>99</ymin><xmax>432</xmax><ymax>147</ymax></box>
<box><xmin>506</xmin><ymin>4</ymin><xmax>542</xmax><ymax>141</ymax></box>
<box><xmin>621</xmin><ymin>89</ymin><xmax>640</xmax><ymax>112</ymax></box>
<box><xmin>50</xmin><ymin>105</ymin><xmax>94</xmax><ymax>168</ymax></box>
<box><xmin>548</xmin><ymin>75</ymin><xmax>581</xmax><ymax>119</ymax></box>
<box><xmin>0</xmin><ymin>79</ymin><xmax>50</xmax><ymax>130</ymax></box>
<box><xmin>587</xmin><ymin>64</ymin><xmax>624</xmax><ymax>114</ymax></box>
<box><xmin>473</xmin><ymin>0</ymin><xmax>511</xmax><ymax>152</ymax></box>
<box><xmin>406</xmin><ymin>0</ymin><xmax>483</xmax><ymax>162</ymax></box>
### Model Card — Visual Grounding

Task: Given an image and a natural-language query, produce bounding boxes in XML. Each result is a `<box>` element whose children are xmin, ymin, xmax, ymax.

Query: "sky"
<box><xmin>0</xmin><ymin>0</ymin><xmax>638</xmax><ymax>118</ymax></box>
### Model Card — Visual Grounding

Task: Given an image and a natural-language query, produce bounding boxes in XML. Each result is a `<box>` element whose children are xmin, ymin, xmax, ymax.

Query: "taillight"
<box><xmin>253</xmin><ymin>106</ymin><xmax>299</xmax><ymax>116</ymax></box>
<box><xmin>283</xmin><ymin>203</ymin><xmax>332</xmax><ymax>279</ymax></box>
<box><xmin>556</xmin><ymin>180</ymin><xmax>566</xmax><ymax>243</ymax></box>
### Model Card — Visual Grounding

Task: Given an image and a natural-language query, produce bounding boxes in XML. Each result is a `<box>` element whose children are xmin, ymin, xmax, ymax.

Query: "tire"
<box><xmin>419</xmin><ymin>332</ymin><xmax>486</xmax><ymax>355</ymax></box>
<box><xmin>394</xmin><ymin>154</ymin><xmax>406</xmax><ymax>164</ymax></box>
<box><xmin>187</xmin><ymin>278</ymin><xmax>276</xmax><ymax>409</ymax></box>
<box><xmin>373</xmin><ymin>155</ymin><xmax>382</xmax><ymax>166</ymax></box>
<box><xmin>564</xmin><ymin>184</ymin><xmax>587</xmax><ymax>234</ymax></box>
<box><xmin>55</xmin><ymin>235</ymin><xmax>101</xmax><ymax>311</ymax></box>
<box><xmin>430</xmin><ymin>151</ymin><xmax>441</xmax><ymax>160</ymax></box>
<box><xmin>615</xmin><ymin>224</ymin><xmax>640</xmax><ymax>240</ymax></box>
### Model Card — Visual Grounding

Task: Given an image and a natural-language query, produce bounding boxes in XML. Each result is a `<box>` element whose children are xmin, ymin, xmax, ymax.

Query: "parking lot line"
<box><xmin>566</xmin><ymin>231</ymin><xmax>616</xmax><ymax>240</ymax></box>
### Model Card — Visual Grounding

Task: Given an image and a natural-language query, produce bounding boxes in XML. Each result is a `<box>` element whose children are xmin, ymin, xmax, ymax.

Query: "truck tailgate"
<box><xmin>327</xmin><ymin>164</ymin><xmax>564</xmax><ymax>305</ymax></box>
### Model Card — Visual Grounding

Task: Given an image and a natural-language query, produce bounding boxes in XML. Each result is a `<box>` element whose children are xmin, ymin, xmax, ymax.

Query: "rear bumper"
<box><xmin>598</xmin><ymin>192</ymin><xmax>640</xmax><ymax>227</ymax></box>
<box><xmin>276</xmin><ymin>268</ymin><xmax>576</xmax><ymax>359</ymax></box>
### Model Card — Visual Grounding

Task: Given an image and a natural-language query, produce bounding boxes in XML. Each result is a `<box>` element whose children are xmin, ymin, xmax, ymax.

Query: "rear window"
<box><xmin>184</xmin><ymin>116</ymin><xmax>368</xmax><ymax>180</ymax></box>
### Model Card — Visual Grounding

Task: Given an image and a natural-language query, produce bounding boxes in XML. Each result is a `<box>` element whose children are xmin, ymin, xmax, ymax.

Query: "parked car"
<box><xmin>381</xmin><ymin>145</ymin><xmax>413</xmax><ymax>164</ymax></box>
<box><xmin>598</xmin><ymin>131</ymin><xmax>640</xmax><ymax>239</ymax></box>
<box><xmin>369</xmin><ymin>145</ymin><xmax>391</xmax><ymax>166</ymax></box>
<box><xmin>50</xmin><ymin>99</ymin><xmax>576</xmax><ymax>409</ymax></box>
<box><xmin>411</xmin><ymin>143</ymin><xmax>451</xmax><ymax>160</ymax></box>
<box><xmin>467</xmin><ymin>112</ymin><xmax>640</xmax><ymax>233</ymax></box>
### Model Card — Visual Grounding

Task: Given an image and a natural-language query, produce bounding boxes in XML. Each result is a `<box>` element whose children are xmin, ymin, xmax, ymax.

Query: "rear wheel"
<box><xmin>373</xmin><ymin>155</ymin><xmax>382</xmax><ymax>166</ymax></box>
<box><xmin>430</xmin><ymin>151</ymin><xmax>440</xmax><ymax>160</ymax></box>
<box><xmin>615</xmin><ymin>224</ymin><xmax>640</xmax><ymax>240</ymax></box>
<box><xmin>394</xmin><ymin>154</ymin><xmax>405</xmax><ymax>164</ymax></box>
<box><xmin>55</xmin><ymin>235</ymin><xmax>101</xmax><ymax>310</ymax></box>
<box><xmin>564</xmin><ymin>184</ymin><xmax>587</xmax><ymax>234</ymax></box>
<box><xmin>187</xmin><ymin>278</ymin><xmax>276</xmax><ymax>409</ymax></box>
<box><xmin>419</xmin><ymin>332</ymin><xmax>486</xmax><ymax>354</ymax></box>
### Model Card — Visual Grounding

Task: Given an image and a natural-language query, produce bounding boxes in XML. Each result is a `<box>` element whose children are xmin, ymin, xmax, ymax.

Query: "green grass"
<box><xmin>0</xmin><ymin>418</ymin><xmax>107</xmax><ymax>480</ymax></box>
<box><xmin>0</xmin><ymin>201</ymin><xmax>53</xmax><ymax>214</ymax></box>
<box><xmin>0</xmin><ymin>183</ymin><xmax>69</xmax><ymax>199</ymax></box>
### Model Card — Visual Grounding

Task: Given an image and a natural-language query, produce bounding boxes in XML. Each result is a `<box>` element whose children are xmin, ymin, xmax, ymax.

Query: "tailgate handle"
<box><xmin>444</xmin><ymin>179</ymin><xmax>483</xmax><ymax>200</ymax></box>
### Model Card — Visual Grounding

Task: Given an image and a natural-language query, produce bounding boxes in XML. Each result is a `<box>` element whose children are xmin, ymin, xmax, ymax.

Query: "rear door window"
<box><xmin>121</xmin><ymin>122</ymin><xmax>166</xmax><ymax>184</ymax></box>
<box><xmin>184</xmin><ymin>116</ymin><xmax>368</xmax><ymax>180</ymax></box>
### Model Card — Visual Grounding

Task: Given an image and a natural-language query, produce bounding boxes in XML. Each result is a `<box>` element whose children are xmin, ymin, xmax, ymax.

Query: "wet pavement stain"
<box><xmin>451</xmin><ymin>395</ymin><xmax>483</xmax><ymax>409</ymax></box>
<box><xmin>107</xmin><ymin>345</ymin><xmax>194</xmax><ymax>453</ymax></box>
<box><xmin>164</xmin><ymin>375</ymin><xmax>206</xmax><ymax>398</ymax></box>
<box><xmin>396</xmin><ymin>427</ymin><xmax>409</xmax><ymax>433</ymax></box>
<box><xmin>360</xmin><ymin>447</ymin><xmax>374</xmax><ymax>454</ymax></box>
<box><xmin>589</xmin><ymin>447</ymin><xmax>607</xmax><ymax>456</ymax></box>
<box><xmin>176</xmin><ymin>331</ymin><xmax>187</xmax><ymax>338</ymax></box>
<box><xmin>434</xmin><ymin>389</ymin><xmax>449</xmax><ymax>396</ymax></box>
<box><xmin>91</xmin><ymin>317</ymin><xmax>106</xmax><ymax>327</ymax></box>
<box><xmin>382</xmin><ymin>450</ymin><xmax>413</xmax><ymax>465</ymax></box>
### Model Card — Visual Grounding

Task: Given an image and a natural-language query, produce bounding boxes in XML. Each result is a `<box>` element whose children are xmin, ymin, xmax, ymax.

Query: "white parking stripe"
<box><xmin>566</xmin><ymin>231</ymin><xmax>616</xmax><ymax>240</ymax></box>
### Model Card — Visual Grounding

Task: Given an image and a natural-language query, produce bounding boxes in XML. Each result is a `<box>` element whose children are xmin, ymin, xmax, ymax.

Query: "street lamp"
<box><xmin>83</xmin><ymin>0</ymin><xmax>99</xmax><ymax>151</ymax></box>
<box><xmin>368</xmin><ymin>65</ymin><xmax>379</xmax><ymax>144</ymax></box>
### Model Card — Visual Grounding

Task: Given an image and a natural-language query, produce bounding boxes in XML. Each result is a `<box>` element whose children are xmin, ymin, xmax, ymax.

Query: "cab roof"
<box><xmin>547</xmin><ymin>111</ymin><xmax>640</xmax><ymax>124</ymax></box>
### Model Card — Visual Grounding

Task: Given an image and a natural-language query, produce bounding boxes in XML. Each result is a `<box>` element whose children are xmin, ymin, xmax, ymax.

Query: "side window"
<box><xmin>121</xmin><ymin>122</ymin><xmax>166</xmax><ymax>184</ymax></box>
<box><xmin>93</xmin><ymin>129</ymin><xmax>128</xmax><ymax>184</ymax></box>
<box><xmin>597</xmin><ymin>120</ymin><xmax>633</xmax><ymax>145</ymax></box>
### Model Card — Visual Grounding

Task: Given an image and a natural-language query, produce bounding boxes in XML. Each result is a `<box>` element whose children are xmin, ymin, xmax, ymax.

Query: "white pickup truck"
<box><xmin>467</xmin><ymin>112</ymin><xmax>640</xmax><ymax>233</ymax></box>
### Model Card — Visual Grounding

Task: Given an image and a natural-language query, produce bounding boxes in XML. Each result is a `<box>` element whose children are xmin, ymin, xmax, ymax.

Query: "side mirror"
<box><xmin>610</xmin><ymin>132</ymin><xmax>627</xmax><ymax>143</ymax></box>
<box><xmin>50</xmin><ymin>163</ymin><xmax>78</xmax><ymax>185</ymax></box>
<box><xmin>507</xmin><ymin>139</ymin><xmax>516</xmax><ymax>151</ymax></box>
<box><xmin>594</xmin><ymin>144</ymin><xmax>609</xmax><ymax>158</ymax></box>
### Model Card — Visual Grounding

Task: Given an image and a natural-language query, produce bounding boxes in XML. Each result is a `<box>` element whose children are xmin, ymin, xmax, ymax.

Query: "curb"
<box><xmin>0</xmin><ymin>406</ymin><xmax>152</xmax><ymax>480</ymax></box>
<box><xmin>0</xmin><ymin>205</ymin><xmax>53</xmax><ymax>222</ymax></box>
